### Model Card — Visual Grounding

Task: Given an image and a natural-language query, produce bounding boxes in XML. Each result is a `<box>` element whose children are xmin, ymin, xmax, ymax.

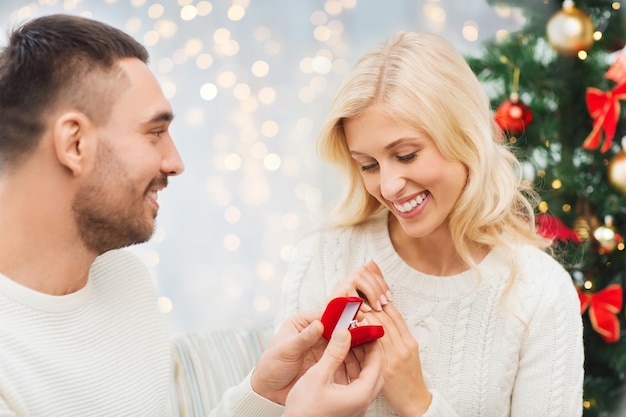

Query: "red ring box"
<box><xmin>321</xmin><ymin>296</ymin><xmax>384</xmax><ymax>348</ymax></box>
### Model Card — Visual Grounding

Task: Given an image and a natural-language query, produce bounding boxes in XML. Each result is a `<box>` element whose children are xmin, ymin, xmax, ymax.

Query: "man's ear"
<box><xmin>52</xmin><ymin>112</ymin><xmax>95</xmax><ymax>175</ymax></box>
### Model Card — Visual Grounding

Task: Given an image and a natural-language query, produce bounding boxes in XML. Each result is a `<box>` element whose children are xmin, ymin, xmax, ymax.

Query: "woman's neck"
<box><xmin>387</xmin><ymin>214</ymin><xmax>488</xmax><ymax>276</ymax></box>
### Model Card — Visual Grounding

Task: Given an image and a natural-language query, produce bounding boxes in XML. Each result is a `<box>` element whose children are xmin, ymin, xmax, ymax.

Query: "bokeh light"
<box><xmin>0</xmin><ymin>0</ymin><xmax>525</xmax><ymax>333</ymax></box>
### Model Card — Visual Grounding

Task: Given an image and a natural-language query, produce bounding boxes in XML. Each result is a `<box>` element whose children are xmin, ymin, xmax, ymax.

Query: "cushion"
<box><xmin>170</xmin><ymin>325</ymin><xmax>274</xmax><ymax>417</ymax></box>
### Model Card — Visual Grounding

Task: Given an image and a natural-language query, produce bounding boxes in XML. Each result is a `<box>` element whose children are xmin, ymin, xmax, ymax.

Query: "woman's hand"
<box><xmin>331</xmin><ymin>261</ymin><xmax>392</xmax><ymax>312</ymax></box>
<box><xmin>331</xmin><ymin>262</ymin><xmax>432</xmax><ymax>414</ymax></box>
<box><xmin>365</xmin><ymin>303</ymin><xmax>432</xmax><ymax>416</ymax></box>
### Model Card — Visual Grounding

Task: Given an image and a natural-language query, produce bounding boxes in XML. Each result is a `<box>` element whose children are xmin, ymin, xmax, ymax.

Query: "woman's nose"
<box><xmin>379</xmin><ymin>164</ymin><xmax>407</xmax><ymax>199</ymax></box>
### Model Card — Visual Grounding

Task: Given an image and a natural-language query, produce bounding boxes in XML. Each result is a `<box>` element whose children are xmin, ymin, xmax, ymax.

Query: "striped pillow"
<box><xmin>170</xmin><ymin>325</ymin><xmax>274</xmax><ymax>417</ymax></box>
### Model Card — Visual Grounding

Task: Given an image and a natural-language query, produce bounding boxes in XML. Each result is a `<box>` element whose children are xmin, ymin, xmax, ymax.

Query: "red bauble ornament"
<box><xmin>494</xmin><ymin>93</ymin><xmax>533</xmax><ymax>135</ymax></box>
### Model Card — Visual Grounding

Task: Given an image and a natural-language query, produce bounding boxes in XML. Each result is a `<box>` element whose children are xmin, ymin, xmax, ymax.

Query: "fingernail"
<box><xmin>386</xmin><ymin>290</ymin><xmax>392</xmax><ymax>302</ymax></box>
<box><xmin>376</xmin><ymin>301</ymin><xmax>382</xmax><ymax>311</ymax></box>
<box><xmin>380</xmin><ymin>294</ymin><xmax>388</xmax><ymax>305</ymax></box>
<box><xmin>361</xmin><ymin>303</ymin><xmax>372</xmax><ymax>312</ymax></box>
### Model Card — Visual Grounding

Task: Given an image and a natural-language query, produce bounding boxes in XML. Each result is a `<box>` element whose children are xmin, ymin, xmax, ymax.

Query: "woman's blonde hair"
<box><xmin>317</xmin><ymin>31</ymin><xmax>550</xmax><ymax>275</ymax></box>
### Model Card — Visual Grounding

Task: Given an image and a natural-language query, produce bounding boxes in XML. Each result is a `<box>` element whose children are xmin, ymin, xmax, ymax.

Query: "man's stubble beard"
<box><xmin>71</xmin><ymin>140</ymin><xmax>164</xmax><ymax>254</ymax></box>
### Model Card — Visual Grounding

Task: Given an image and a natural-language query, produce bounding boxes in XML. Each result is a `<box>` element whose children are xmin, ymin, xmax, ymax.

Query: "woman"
<box><xmin>276</xmin><ymin>32</ymin><xmax>583</xmax><ymax>416</ymax></box>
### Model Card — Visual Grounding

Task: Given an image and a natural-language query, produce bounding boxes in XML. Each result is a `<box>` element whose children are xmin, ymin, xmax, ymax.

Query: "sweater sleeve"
<box><xmin>274</xmin><ymin>231</ymin><xmax>330</xmax><ymax>330</ymax></box>
<box><xmin>206</xmin><ymin>371</ymin><xmax>284</xmax><ymax>417</ymax></box>
<box><xmin>421</xmin><ymin>390</ymin><xmax>460</xmax><ymax>417</ymax></box>
<box><xmin>509</xmin><ymin>264</ymin><xmax>584</xmax><ymax>416</ymax></box>
<box><xmin>0</xmin><ymin>396</ymin><xmax>17</xmax><ymax>417</ymax></box>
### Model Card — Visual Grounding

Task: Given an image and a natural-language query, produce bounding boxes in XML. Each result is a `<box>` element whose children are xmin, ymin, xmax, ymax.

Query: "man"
<box><xmin>0</xmin><ymin>14</ymin><xmax>382</xmax><ymax>417</ymax></box>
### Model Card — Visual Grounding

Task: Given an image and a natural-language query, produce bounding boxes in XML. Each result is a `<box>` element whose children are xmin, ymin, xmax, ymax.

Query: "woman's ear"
<box><xmin>52</xmin><ymin>112</ymin><xmax>95</xmax><ymax>175</ymax></box>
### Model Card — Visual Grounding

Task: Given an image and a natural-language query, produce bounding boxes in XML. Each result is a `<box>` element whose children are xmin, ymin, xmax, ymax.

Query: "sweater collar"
<box><xmin>367</xmin><ymin>212</ymin><xmax>502</xmax><ymax>300</ymax></box>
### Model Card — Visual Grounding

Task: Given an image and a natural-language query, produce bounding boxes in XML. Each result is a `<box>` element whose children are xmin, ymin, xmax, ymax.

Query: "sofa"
<box><xmin>170</xmin><ymin>325</ymin><xmax>274</xmax><ymax>417</ymax></box>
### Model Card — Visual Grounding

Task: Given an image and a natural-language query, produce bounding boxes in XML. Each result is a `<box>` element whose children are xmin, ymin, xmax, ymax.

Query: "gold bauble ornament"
<box><xmin>593</xmin><ymin>216</ymin><xmax>619</xmax><ymax>254</ymax></box>
<box><xmin>594</xmin><ymin>225</ymin><xmax>617</xmax><ymax>252</ymax></box>
<box><xmin>608</xmin><ymin>150</ymin><xmax>626</xmax><ymax>193</ymax></box>
<box><xmin>574</xmin><ymin>215</ymin><xmax>600</xmax><ymax>242</ymax></box>
<box><xmin>546</xmin><ymin>0</ymin><xmax>594</xmax><ymax>56</ymax></box>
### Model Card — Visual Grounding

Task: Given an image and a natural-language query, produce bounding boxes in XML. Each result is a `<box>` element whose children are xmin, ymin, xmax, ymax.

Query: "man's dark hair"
<box><xmin>0</xmin><ymin>14</ymin><xmax>149</xmax><ymax>169</ymax></box>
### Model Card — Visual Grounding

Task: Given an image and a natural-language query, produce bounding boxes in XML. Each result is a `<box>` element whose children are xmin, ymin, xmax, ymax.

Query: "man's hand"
<box><xmin>250</xmin><ymin>309</ymin><xmax>383</xmax><ymax>410</ymax></box>
<box><xmin>250</xmin><ymin>310</ymin><xmax>331</xmax><ymax>404</ymax></box>
<box><xmin>284</xmin><ymin>329</ymin><xmax>384</xmax><ymax>417</ymax></box>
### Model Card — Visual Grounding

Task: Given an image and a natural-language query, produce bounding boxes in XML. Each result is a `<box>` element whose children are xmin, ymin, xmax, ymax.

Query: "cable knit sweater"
<box><xmin>276</xmin><ymin>213</ymin><xmax>584</xmax><ymax>417</ymax></box>
<box><xmin>0</xmin><ymin>249</ymin><xmax>283</xmax><ymax>417</ymax></box>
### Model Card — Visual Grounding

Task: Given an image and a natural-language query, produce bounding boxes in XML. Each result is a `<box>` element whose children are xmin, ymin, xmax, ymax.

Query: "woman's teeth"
<box><xmin>394</xmin><ymin>193</ymin><xmax>427</xmax><ymax>213</ymax></box>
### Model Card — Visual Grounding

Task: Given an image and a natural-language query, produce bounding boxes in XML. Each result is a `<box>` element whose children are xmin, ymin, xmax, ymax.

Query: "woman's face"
<box><xmin>344</xmin><ymin>106</ymin><xmax>467</xmax><ymax>239</ymax></box>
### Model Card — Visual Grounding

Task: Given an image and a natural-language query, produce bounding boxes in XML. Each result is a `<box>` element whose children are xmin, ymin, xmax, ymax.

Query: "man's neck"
<box><xmin>0</xmin><ymin>226</ymin><xmax>96</xmax><ymax>295</ymax></box>
<box><xmin>0</xmin><ymin>170</ymin><xmax>97</xmax><ymax>295</ymax></box>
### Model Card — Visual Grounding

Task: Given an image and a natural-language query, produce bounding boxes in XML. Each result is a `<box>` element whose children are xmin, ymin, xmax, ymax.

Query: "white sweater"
<box><xmin>0</xmin><ymin>249</ymin><xmax>172</xmax><ymax>417</ymax></box>
<box><xmin>277</xmin><ymin>213</ymin><xmax>584</xmax><ymax>417</ymax></box>
<box><xmin>0</xmin><ymin>249</ymin><xmax>283</xmax><ymax>417</ymax></box>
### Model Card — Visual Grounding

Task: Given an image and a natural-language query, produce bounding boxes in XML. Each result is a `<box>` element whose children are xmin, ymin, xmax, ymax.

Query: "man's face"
<box><xmin>72</xmin><ymin>58</ymin><xmax>184</xmax><ymax>254</ymax></box>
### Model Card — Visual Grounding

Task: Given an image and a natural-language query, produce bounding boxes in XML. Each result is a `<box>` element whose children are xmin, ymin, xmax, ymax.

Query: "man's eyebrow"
<box><xmin>145</xmin><ymin>111</ymin><xmax>175</xmax><ymax>124</ymax></box>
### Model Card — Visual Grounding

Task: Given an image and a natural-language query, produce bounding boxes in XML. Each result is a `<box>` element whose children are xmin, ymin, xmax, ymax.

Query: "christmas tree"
<box><xmin>467</xmin><ymin>0</ymin><xmax>626</xmax><ymax>415</ymax></box>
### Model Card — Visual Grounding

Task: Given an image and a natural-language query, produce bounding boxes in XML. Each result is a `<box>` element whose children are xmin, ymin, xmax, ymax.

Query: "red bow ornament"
<box><xmin>535</xmin><ymin>214</ymin><xmax>580</xmax><ymax>243</ymax></box>
<box><xmin>583</xmin><ymin>83</ymin><xmax>626</xmax><ymax>153</ymax></box>
<box><xmin>578</xmin><ymin>284</ymin><xmax>623</xmax><ymax>343</ymax></box>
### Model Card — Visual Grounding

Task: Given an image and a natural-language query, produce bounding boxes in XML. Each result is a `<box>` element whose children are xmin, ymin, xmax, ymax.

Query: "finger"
<box><xmin>290</xmin><ymin>309</ymin><xmax>325</xmax><ymax>331</ymax></box>
<box><xmin>365</xmin><ymin>308</ymin><xmax>404</xmax><ymax>349</ymax></box>
<box><xmin>350</xmin><ymin>343</ymin><xmax>367</xmax><ymax>364</ymax></box>
<box><xmin>313</xmin><ymin>328</ymin><xmax>352</xmax><ymax>381</ymax></box>
<box><xmin>365</xmin><ymin>261</ymin><xmax>391</xmax><ymax>302</ymax></box>
<box><xmin>361</xmin><ymin>262</ymin><xmax>392</xmax><ymax>310</ymax></box>
<box><xmin>290</xmin><ymin>319</ymin><xmax>325</xmax><ymax>353</ymax></box>
<box><xmin>333</xmin><ymin>361</ymin><xmax>349</xmax><ymax>385</ymax></box>
<box><xmin>369</xmin><ymin>305</ymin><xmax>420</xmax><ymax>375</ymax></box>
<box><xmin>349</xmin><ymin>339</ymin><xmax>384</xmax><ymax>394</ymax></box>
<box><xmin>350</xmin><ymin>265</ymin><xmax>389</xmax><ymax>311</ymax></box>
<box><xmin>343</xmin><ymin>346</ymin><xmax>362</xmax><ymax>383</ymax></box>
<box><xmin>330</xmin><ymin>262</ymin><xmax>389</xmax><ymax>313</ymax></box>
<box><xmin>381</xmin><ymin>303</ymin><xmax>412</xmax><ymax>335</ymax></box>
<box><xmin>329</xmin><ymin>284</ymin><xmax>374</xmax><ymax>315</ymax></box>
<box><xmin>378</xmin><ymin>304</ymin><xmax>412</xmax><ymax>344</ymax></box>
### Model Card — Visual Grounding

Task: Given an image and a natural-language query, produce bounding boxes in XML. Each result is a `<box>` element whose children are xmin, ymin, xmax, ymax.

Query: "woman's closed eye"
<box><xmin>360</xmin><ymin>161</ymin><xmax>379</xmax><ymax>172</ymax></box>
<box><xmin>397</xmin><ymin>152</ymin><xmax>417</xmax><ymax>162</ymax></box>
<box><xmin>359</xmin><ymin>152</ymin><xmax>417</xmax><ymax>172</ymax></box>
